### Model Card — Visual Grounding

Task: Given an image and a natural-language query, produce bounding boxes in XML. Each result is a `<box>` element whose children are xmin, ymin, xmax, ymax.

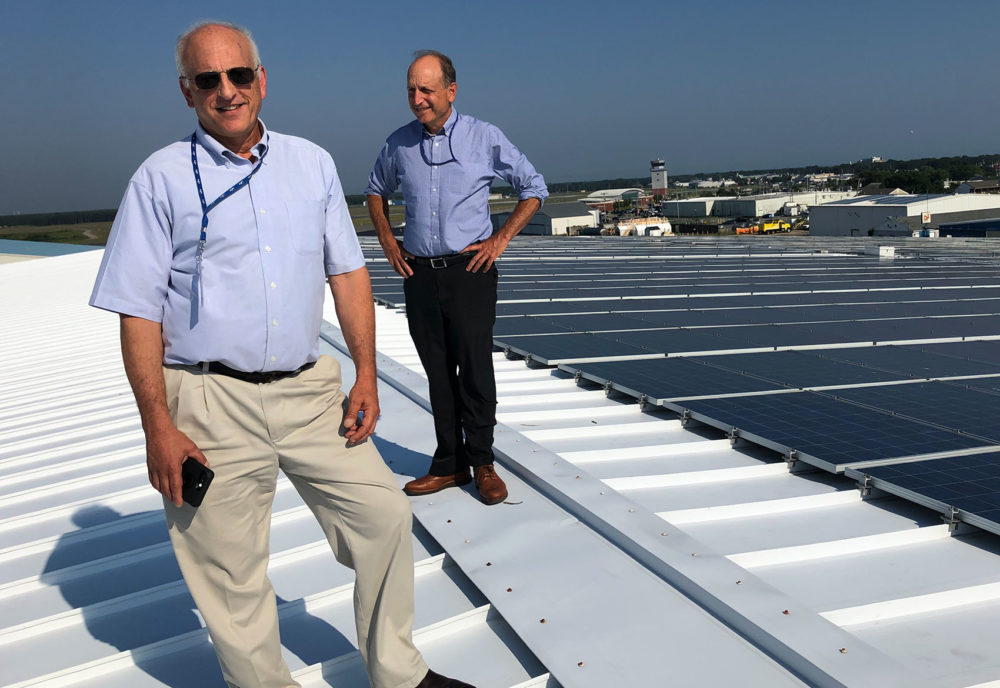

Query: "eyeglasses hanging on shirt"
<box><xmin>190</xmin><ymin>133</ymin><xmax>268</xmax><ymax>302</ymax></box>
<box><xmin>419</xmin><ymin>125</ymin><xmax>458</xmax><ymax>167</ymax></box>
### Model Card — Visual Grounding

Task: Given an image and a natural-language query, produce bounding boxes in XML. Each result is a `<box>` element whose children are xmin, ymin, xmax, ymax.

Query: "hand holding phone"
<box><xmin>181</xmin><ymin>457</ymin><xmax>214</xmax><ymax>507</ymax></box>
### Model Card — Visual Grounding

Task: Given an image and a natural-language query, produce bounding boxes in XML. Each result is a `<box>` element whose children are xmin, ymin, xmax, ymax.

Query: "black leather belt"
<box><xmin>200</xmin><ymin>361</ymin><xmax>315</xmax><ymax>384</ymax></box>
<box><xmin>406</xmin><ymin>252</ymin><xmax>473</xmax><ymax>269</ymax></box>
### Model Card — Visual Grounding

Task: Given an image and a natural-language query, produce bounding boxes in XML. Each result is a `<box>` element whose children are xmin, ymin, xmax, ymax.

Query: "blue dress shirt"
<box><xmin>365</xmin><ymin>109</ymin><xmax>548</xmax><ymax>257</ymax></box>
<box><xmin>90</xmin><ymin>122</ymin><xmax>365</xmax><ymax>372</ymax></box>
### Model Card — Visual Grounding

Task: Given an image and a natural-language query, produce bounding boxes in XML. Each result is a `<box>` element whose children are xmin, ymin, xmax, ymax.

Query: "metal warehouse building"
<box><xmin>811</xmin><ymin>194</ymin><xmax>1000</xmax><ymax>236</ymax></box>
<box><xmin>661</xmin><ymin>196</ymin><xmax>732</xmax><ymax>217</ymax></box>
<box><xmin>491</xmin><ymin>201</ymin><xmax>599</xmax><ymax>236</ymax></box>
<box><xmin>663</xmin><ymin>191</ymin><xmax>853</xmax><ymax>218</ymax></box>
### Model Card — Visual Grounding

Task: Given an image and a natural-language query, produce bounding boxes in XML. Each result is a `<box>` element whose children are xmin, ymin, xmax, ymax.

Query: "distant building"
<box><xmin>661</xmin><ymin>196</ymin><xmax>732</xmax><ymax>217</ymax></box>
<box><xmin>810</xmin><ymin>193</ymin><xmax>1000</xmax><ymax>236</ymax></box>
<box><xmin>650</xmin><ymin>159</ymin><xmax>668</xmax><ymax>197</ymax></box>
<box><xmin>955</xmin><ymin>179</ymin><xmax>1000</xmax><ymax>194</ymax></box>
<box><xmin>491</xmin><ymin>201</ymin><xmax>599</xmax><ymax>236</ymax></box>
<box><xmin>662</xmin><ymin>191</ymin><xmax>853</xmax><ymax>218</ymax></box>
<box><xmin>872</xmin><ymin>207</ymin><xmax>1000</xmax><ymax>237</ymax></box>
<box><xmin>581</xmin><ymin>188</ymin><xmax>650</xmax><ymax>212</ymax></box>
<box><xmin>858</xmin><ymin>183</ymin><xmax>908</xmax><ymax>196</ymax></box>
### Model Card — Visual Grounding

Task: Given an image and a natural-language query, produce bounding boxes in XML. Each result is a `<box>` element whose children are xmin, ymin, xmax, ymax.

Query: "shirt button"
<box><xmin>434</xmin><ymin>142</ymin><xmax>439</xmax><ymax>147</ymax></box>
<box><xmin>270</xmin><ymin>356</ymin><xmax>276</xmax><ymax>362</ymax></box>
<box><xmin>270</xmin><ymin>282</ymin><xmax>277</xmax><ymax>288</ymax></box>
<box><xmin>432</xmin><ymin>188</ymin><xmax>436</xmax><ymax>192</ymax></box>
<box><xmin>265</xmin><ymin>245</ymin><xmax>272</xmax><ymax>252</ymax></box>
<box><xmin>260</xmin><ymin>208</ymin><xmax>266</xmax><ymax>214</ymax></box>
<box><xmin>434</xmin><ymin>165</ymin><xmax>438</xmax><ymax>169</ymax></box>
<box><xmin>272</xmin><ymin>319</ymin><xmax>278</xmax><ymax>326</ymax></box>
<box><xmin>432</xmin><ymin>211</ymin><xmax>436</xmax><ymax>215</ymax></box>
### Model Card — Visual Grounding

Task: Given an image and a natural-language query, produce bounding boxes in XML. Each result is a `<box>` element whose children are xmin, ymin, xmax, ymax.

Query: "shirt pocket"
<box><xmin>284</xmin><ymin>200</ymin><xmax>325</xmax><ymax>255</ymax></box>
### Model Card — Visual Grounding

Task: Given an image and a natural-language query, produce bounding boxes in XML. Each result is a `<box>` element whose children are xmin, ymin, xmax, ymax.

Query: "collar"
<box><xmin>421</xmin><ymin>108</ymin><xmax>459</xmax><ymax>138</ymax></box>
<box><xmin>194</xmin><ymin>120</ymin><xmax>270</xmax><ymax>165</ymax></box>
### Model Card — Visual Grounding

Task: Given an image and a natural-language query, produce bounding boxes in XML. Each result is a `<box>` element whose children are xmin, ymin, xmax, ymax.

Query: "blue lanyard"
<box><xmin>190</xmin><ymin>133</ymin><xmax>268</xmax><ymax>274</ymax></box>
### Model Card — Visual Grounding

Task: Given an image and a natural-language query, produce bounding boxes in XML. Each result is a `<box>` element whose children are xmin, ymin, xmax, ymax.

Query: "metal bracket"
<box><xmin>680</xmin><ymin>409</ymin><xmax>692</xmax><ymax>427</ymax></box>
<box><xmin>857</xmin><ymin>474</ymin><xmax>873</xmax><ymax>498</ymax></box>
<box><xmin>503</xmin><ymin>345</ymin><xmax>512</xmax><ymax>359</ymax></box>
<box><xmin>785</xmin><ymin>449</ymin><xmax>799</xmax><ymax>470</ymax></box>
<box><xmin>728</xmin><ymin>427</ymin><xmax>741</xmax><ymax>446</ymax></box>
<box><xmin>942</xmin><ymin>506</ymin><xmax>961</xmax><ymax>532</ymax></box>
<box><xmin>638</xmin><ymin>393</ymin><xmax>649</xmax><ymax>409</ymax></box>
<box><xmin>573</xmin><ymin>370</ymin><xmax>583</xmax><ymax>383</ymax></box>
<box><xmin>604</xmin><ymin>381</ymin><xmax>613</xmax><ymax>397</ymax></box>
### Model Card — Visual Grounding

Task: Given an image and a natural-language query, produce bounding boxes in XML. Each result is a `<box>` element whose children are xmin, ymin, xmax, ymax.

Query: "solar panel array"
<box><xmin>363</xmin><ymin>235</ymin><xmax>1000</xmax><ymax>535</ymax></box>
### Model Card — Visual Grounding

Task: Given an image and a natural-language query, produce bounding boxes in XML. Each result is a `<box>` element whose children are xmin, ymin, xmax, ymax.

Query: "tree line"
<box><xmin>0</xmin><ymin>209</ymin><xmax>117</xmax><ymax>227</ymax></box>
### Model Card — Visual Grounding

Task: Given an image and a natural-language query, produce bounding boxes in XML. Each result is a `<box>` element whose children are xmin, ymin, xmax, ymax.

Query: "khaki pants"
<box><xmin>163</xmin><ymin>355</ymin><xmax>428</xmax><ymax>688</ymax></box>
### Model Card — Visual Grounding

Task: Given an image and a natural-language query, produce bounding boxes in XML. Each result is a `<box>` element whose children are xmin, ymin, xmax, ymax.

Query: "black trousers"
<box><xmin>403</xmin><ymin>259</ymin><xmax>498</xmax><ymax>475</ymax></box>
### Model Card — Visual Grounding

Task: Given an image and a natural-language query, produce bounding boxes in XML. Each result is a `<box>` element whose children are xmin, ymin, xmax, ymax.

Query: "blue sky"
<box><xmin>2</xmin><ymin>0</ymin><xmax>999</xmax><ymax>213</ymax></box>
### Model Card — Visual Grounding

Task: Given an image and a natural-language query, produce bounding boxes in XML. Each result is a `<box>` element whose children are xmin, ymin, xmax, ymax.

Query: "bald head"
<box><xmin>409</xmin><ymin>50</ymin><xmax>455</xmax><ymax>88</ymax></box>
<box><xmin>176</xmin><ymin>21</ymin><xmax>260</xmax><ymax>78</ymax></box>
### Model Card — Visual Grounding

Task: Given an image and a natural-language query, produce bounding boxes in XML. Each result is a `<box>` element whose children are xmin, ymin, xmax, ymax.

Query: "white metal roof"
<box><xmin>4</xmin><ymin>239</ymin><xmax>1000</xmax><ymax>687</ymax></box>
<box><xmin>580</xmin><ymin>189</ymin><xmax>644</xmax><ymax>202</ymax></box>
<box><xmin>821</xmin><ymin>194</ymin><xmax>1000</xmax><ymax>213</ymax></box>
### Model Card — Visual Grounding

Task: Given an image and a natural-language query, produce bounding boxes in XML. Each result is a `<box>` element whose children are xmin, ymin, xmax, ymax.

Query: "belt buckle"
<box><xmin>430</xmin><ymin>256</ymin><xmax>447</xmax><ymax>269</ymax></box>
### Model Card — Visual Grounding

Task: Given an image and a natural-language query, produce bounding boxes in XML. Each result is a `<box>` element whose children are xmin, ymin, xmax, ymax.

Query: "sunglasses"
<box><xmin>188</xmin><ymin>66</ymin><xmax>259</xmax><ymax>91</ymax></box>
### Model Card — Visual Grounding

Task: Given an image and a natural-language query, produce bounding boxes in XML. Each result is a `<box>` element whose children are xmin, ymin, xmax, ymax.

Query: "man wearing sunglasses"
<box><xmin>367</xmin><ymin>52</ymin><xmax>548</xmax><ymax>506</ymax></box>
<box><xmin>91</xmin><ymin>21</ymin><xmax>471</xmax><ymax>688</ymax></box>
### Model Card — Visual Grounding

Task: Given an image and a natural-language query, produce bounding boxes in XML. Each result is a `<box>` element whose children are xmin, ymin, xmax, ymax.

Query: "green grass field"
<box><xmin>0</xmin><ymin>222</ymin><xmax>113</xmax><ymax>246</ymax></box>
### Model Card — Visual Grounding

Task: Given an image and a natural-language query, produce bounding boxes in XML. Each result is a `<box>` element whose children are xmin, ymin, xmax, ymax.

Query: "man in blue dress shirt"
<box><xmin>367</xmin><ymin>51</ymin><xmax>548</xmax><ymax>505</ymax></box>
<box><xmin>91</xmin><ymin>22</ymin><xmax>471</xmax><ymax>688</ymax></box>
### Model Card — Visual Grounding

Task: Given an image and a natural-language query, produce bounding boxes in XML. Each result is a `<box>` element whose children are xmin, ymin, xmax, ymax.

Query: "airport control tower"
<box><xmin>651</xmin><ymin>158</ymin><xmax>668</xmax><ymax>197</ymax></box>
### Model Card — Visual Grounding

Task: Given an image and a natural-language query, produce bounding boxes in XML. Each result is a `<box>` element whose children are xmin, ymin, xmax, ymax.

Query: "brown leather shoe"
<box><xmin>403</xmin><ymin>470</ymin><xmax>472</xmax><ymax>496</ymax></box>
<box><xmin>415</xmin><ymin>668</ymin><xmax>476</xmax><ymax>688</ymax></box>
<box><xmin>474</xmin><ymin>465</ymin><xmax>508</xmax><ymax>505</ymax></box>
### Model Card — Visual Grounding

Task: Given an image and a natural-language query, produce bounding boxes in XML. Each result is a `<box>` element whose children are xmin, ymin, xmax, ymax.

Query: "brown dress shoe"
<box><xmin>403</xmin><ymin>470</ymin><xmax>472</xmax><ymax>496</ymax></box>
<box><xmin>474</xmin><ymin>465</ymin><xmax>508</xmax><ymax>505</ymax></box>
<box><xmin>415</xmin><ymin>668</ymin><xmax>476</xmax><ymax>688</ymax></box>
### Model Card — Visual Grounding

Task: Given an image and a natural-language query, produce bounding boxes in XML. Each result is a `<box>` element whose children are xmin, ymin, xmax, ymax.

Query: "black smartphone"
<box><xmin>181</xmin><ymin>457</ymin><xmax>214</xmax><ymax>507</ymax></box>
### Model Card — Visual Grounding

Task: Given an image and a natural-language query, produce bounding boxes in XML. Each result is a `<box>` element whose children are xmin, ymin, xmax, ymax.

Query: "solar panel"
<box><xmin>847</xmin><ymin>452</ymin><xmax>1000</xmax><ymax>536</ymax></box>
<box><xmin>829</xmin><ymin>382</ymin><xmax>1000</xmax><ymax>442</ymax></box>
<box><xmin>693</xmin><ymin>350</ymin><xmax>905</xmax><ymax>388</ymax></box>
<box><xmin>493</xmin><ymin>316</ymin><xmax>576</xmax><ymax>337</ymax></box>
<box><xmin>673</xmin><ymin>391</ymin><xmax>992</xmax><ymax>472</ymax></box>
<box><xmin>497</xmin><ymin>332</ymin><xmax>653</xmax><ymax>364</ymax></box>
<box><xmin>815</xmin><ymin>345</ymin><xmax>1000</xmax><ymax>377</ymax></box>
<box><xmin>560</xmin><ymin>358</ymin><xmax>786</xmax><ymax>402</ymax></box>
<box><xmin>918</xmin><ymin>340</ymin><xmax>1000</xmax><ymax>366</ymax></box>
<box><xmin>949</xmin><ymin>378</ymin><xmax>1000</xmax><ymax>395</ymax></box>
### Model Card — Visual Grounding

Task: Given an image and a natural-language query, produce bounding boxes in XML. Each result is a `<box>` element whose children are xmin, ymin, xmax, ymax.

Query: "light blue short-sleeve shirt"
<box><xmin>90</xmin><ymin>122</ymin><xmax>365</xmax><ymax>372</ymax></box>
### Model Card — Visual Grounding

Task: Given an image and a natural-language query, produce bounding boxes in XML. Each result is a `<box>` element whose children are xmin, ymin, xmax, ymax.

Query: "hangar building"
<box><xmin>492</xmin><ymin>201</ymin><xmax>599</xmax><ymax>236</ymax></box>
<box><xmin>810</xmin><ymin>194</ymin><xmax>1000</xmax><ymax>236</ymax></box>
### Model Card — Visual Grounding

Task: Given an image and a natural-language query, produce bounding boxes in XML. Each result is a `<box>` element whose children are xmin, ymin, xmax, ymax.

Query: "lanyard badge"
<box><xmin>190</xmin><ymin>133</ymin><xmax>268</xmax><ymax>296</ymax></box>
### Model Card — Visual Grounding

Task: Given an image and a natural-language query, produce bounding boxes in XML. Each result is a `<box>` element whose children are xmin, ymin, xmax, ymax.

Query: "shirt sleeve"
<box><xmin>322</xmin><ymin>152</ymin><xmax>366</xmax><ymax>276</ymax></box>
<box><xmin>364</xmin><ymin>141</ymin><xmax>398</xmax><ymax>198</ymax></box>
<box><xmin>490</xmin><ymin>126</ymin><xmax>549</xmax><ymax>206</ymax></box>
<box><xmin>89</xmin><ymin>177</ymin><xmax>172</xmax><ymax>321</ymax></box>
